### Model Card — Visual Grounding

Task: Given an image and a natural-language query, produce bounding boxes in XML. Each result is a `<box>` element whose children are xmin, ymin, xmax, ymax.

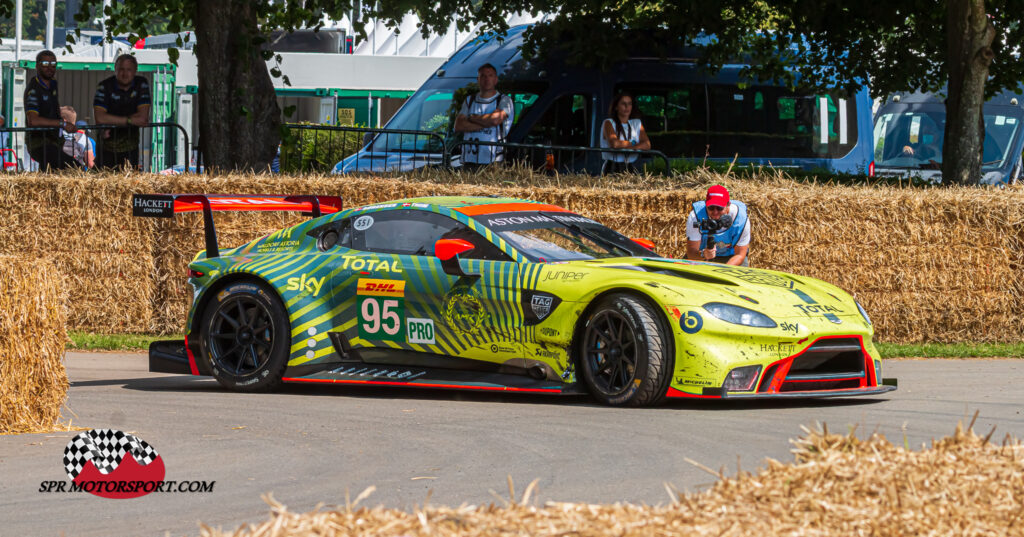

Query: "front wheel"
<box><xmin>577</xmin><ymin>293</ymin><xmax>673</xmax><ymax>406</ymax></box>
<box><xmin>199</xmin><ymin>280</ymin><xmax>290</xmax><ymax>392</ymax></box>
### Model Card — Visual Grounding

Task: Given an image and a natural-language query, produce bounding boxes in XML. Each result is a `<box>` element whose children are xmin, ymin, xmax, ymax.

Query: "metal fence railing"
<box><xmin>284</xmin><ymin>123</ymin><xmax>671</xmax><ymax>176</ymax></box>
<box><xmin>0</xmin><ymin>120</ymin><xmax>666</xmax><ymax>177</ymax></box>
<box><xmin>281</xmin><ymin>123</ymin><xmax>448</xmax><ymax>173</ymax></box>
<box><xmin>0</xmin><ymin>122</ymin><xmax>190</xmax><ymax>173</ymax></box>
<box><xmin>450</xmin><ymin>139</ymin><xmax>672</xmax><ymax>175</ymax></box>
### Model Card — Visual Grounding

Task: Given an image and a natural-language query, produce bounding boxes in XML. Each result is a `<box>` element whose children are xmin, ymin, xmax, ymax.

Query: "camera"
<box><xmin>694</xmin><ymin>214</ymin><xmax>733</xmax><ymax>251</ymax></box>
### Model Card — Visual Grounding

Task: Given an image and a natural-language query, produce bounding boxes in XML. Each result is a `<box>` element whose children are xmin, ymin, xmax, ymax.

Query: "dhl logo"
<box><xmin>357</xmin><ymin>278</ymin><xmax>406</xmax><ymax>297</ymax></box>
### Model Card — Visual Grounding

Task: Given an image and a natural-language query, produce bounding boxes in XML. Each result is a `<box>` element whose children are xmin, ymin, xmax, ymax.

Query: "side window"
<box><xmin>524</xmin><ymin>93</ymin><xmax>591</xmax><ymax>147</ymax></box>
<box><xmin>352</xmin><ymin>210</ymin><xmax>458</xmax><ymax>256</ymax></box>
<box><xmin>351</xmin><ymin>210</ymin><xmax>511</xmax><ymax>261</ymax></box>
<box><xmin>619</xmin><ymin>84</ymin><xmax>708</xmax><ymax>158</ymax></box>
<box><xmin>706</xmin><ymin>85</ymin><xmax>859</xmax><ymax>159</ymax></box>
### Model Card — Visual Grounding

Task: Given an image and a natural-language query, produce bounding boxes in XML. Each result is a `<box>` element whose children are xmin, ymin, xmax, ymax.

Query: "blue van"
<box><xmin>873</xmin><ymin>90</ymin><xmax>1024</xmax><ymax>185</ymax></box>
<box><xmin>335</xmin><ymin>25</ymin><xmax>876</xmax><ymax>175</ymax></box>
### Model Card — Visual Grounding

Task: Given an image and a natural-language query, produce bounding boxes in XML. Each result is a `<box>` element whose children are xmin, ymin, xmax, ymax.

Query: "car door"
<box><xmin>337</xmin><ymin>208</ymin><xmax>525</xmax><ymax>369</ymax></box>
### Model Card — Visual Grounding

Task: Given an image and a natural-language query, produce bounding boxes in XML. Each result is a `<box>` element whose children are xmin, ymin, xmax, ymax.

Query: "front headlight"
<box><xmin>856</xmin><ymin>301</ymin><xmax>872</xmax><ymax>326</ymax></box>
<box><xmin>703</xmin><ymin>302</ymin><xmax>777</xmax><ymax>328</ymax></box>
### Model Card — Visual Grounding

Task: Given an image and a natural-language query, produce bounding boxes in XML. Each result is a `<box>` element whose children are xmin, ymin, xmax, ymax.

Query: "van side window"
<box><xmin>620</xmin><ymin>84</ymin><xmax>860</xmax><ymax>160</ymax></box>
<box><xmin>626</xmin><ymin>85</ymin><xmax>708</xmax><ymax>158</ymax></box>
<box><xmin>706</xmin><ymin>85</ymin><xmax>858</xmax><ymax>159</ymax></box>
<box><xmin>524</xmin><ymin>93</ymin><xmax>591</xmax><ymax>147</ymax></box>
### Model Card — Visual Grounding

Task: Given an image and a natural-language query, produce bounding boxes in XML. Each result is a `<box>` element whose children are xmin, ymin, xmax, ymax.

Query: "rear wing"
<box><xmin>132</xmin><ymin>193</ymin><xmax>344</xmax><ymax>258</ymax></box>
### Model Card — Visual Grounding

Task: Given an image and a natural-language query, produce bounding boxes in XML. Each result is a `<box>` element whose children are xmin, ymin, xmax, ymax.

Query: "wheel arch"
<box><xmin>189</xmin><ymin>272</ymin><xmax>283</xmax><ymax>337</ymax></box>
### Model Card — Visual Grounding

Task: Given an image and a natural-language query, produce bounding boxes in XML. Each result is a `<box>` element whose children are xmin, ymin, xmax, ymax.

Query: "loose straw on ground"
<box><xmin>201</xmin><ymin>419</ymin><xmax>1024</xmax><ymax>537</ymax></box>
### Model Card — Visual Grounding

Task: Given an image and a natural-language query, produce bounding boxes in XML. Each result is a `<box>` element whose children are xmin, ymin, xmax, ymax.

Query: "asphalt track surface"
<box><xmin>2</xmin><ymin>353</ymin><xmax>1024</xmax><ymax>537</ymax></box>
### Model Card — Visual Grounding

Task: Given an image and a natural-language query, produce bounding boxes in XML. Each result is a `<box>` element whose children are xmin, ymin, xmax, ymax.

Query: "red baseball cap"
<box><xmin>706</xmin><ymin>185</ymin><xmax>730</xmax><ymax>208</ymax></box>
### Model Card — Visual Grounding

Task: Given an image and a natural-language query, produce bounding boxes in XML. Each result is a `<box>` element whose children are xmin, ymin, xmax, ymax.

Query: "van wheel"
<box><xmin>199</xmin><ymin>280</ymin><xmax>290</xmax><ymax>392</ymax></box>
<box><xmin>578</xmin><ymin>293</ymin><xmax>672</xmax><ymax>406</ymax></box>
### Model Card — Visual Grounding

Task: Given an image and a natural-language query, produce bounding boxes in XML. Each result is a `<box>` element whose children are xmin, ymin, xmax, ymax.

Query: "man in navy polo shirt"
<box><xmin>93</xmin><ymin>54</ymin><xmax>151</xmax><ymax>170</ymax></box>
<box><xmin>25</xmin><ymin>49</ymin><xmax>78</xmax><ymax>170</ymax></box>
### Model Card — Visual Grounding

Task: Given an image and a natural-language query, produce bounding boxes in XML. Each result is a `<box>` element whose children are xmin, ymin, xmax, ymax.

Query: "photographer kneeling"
<box><xmin>685</xmin><ymin>185</ymin><xmax>750</xmax><ymax>266</ymax></box>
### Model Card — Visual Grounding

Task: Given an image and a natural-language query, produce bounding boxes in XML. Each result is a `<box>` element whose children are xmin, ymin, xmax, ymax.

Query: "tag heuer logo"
<box><xmin>531</xmin><ymin>296</ymin><xmax>554</xmax><ymax>320</ymax></box>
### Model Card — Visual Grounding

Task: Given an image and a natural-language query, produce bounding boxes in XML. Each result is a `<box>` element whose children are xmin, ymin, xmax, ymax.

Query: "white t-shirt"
<box><xmin>459</xmin><ymin>92</ymin><xmax>514</xmax><ymax>164</ymax></box>
<box><xmin>600</xmin><ymin>118</ymin><xmax>642</xmax><ymax>163</ymax></box>
<box><xmin>62</xmin><ymin>130</ymin><xmax>89</xmax><ymax>166</ymax></box>
<box><xmin>685</xmin><ymin>203</ymin><xmax>751</xmax><ymax>246</ymax></box>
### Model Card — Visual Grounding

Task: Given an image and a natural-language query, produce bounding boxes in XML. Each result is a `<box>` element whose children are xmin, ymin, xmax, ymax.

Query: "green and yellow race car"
<box><xmin>136</xmin><ymin>193</ymin><xmax>896</xmax><ymax>407</ymax></box>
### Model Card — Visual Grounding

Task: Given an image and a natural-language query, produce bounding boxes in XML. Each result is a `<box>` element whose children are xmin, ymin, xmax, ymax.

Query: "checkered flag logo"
<box><xmin>63</xmin><ymin>429</ymin><xmax>160</xmax><ymax>480</ymax></box>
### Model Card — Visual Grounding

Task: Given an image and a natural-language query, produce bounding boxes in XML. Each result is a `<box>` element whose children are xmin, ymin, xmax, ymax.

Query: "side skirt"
<box><xmin>283</xmin><ymin>364</ymin><xmax>584</xmax><ymax>394</ymax></box>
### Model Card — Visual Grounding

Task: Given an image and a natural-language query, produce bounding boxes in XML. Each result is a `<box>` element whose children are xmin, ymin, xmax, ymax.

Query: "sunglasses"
<box><xmin>706</xmin><ymin>205</ymin><xmax>726</xmax><ymax>211</ymax></box>
<box><xmin>38</xmin><ymin>61</ymin><xmax>57</xmax><ymax>67</ymax></box>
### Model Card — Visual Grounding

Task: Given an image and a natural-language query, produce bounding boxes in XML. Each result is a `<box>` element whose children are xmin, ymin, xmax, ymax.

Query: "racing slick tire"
<box><xmin>198</xmin><ymin>280</ymin><xmax>290</xmax><ymax>392</ymax></box>
<box><xmin>577</xmin><ymin>293</ymin><xmax>673</xmax><ymax>407</ymax></box>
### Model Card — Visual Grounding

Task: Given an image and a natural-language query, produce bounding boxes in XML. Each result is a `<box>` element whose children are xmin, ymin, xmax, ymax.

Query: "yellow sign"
<box><xmin>338</xmin><ymin>108</ymin><xmax>356</xmax><ymax>126</ymax></box>
<box><xmin>357</xmin><ymin>278</ymin><xmax>406</xmax><ymax>297</ymax></box>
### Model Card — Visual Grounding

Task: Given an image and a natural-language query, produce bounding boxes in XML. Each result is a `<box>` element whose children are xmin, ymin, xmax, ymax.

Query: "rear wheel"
<box><xmin>199</xmin><ymin>280</ymin><xmax>290</xmax><ymax>392</ymax></box>
<box><xmin>578</xmin><ymin>293</ymin><xmax>672</xmax><ymax>406</ymax></box>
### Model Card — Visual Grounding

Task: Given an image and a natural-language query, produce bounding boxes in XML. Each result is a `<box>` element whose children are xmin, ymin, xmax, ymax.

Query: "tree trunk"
<box><xmin>943</xmin><ymin>0</ymin><xmax>994</xmax><ymax>185</ymax></box>
<box><xmin>194</xmin><ymin>0</ymin><xmax>281</xmax><ymax>171</ymax></box>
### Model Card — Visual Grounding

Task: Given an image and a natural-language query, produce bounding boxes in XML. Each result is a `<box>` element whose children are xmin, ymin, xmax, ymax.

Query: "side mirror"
<box><xmin>362</xmin><ymin>132</ymin><xmax>375</xmax><ymax>148</ymax></box>
<box><xmin>435</xmin><ymin>238</ymin><xmax>479</xmax><ymax>277</ymax></box>
<box><xmin>631</xmin><ymin>238</ymin><xmax>656</xmax><ymax>251</ymax></box>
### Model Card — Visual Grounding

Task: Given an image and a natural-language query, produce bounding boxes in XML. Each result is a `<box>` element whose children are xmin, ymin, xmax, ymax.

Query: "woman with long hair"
<box><xmin>600</xmin><ymin>92</ymin><xmax>651</xmax><ymax>174</ymax></box>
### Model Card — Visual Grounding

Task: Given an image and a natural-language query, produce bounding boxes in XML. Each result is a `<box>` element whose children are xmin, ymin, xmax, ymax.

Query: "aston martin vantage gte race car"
<box><xmin>134</xmin><ymin>193</ymin><xmax>896</xmax><ymax>407</ymax></box>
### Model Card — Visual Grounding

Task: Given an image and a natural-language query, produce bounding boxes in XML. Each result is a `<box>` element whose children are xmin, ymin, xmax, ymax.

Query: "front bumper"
<box><xmin>667</xmin><ymin>382</ymin><xmax>897</xmax><ymax>399</ymax></box>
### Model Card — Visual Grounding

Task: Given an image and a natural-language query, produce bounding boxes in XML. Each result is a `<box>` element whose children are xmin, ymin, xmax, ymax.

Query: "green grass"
<box><xmin>67</xmin><ymin>331</ymin><xmax>182</xmax><ymax>351</ymax></box>
<box><xmin>877</xmin><ymin>342</ymin><xmax>1024</xmax><ymax>358</ymax></box>
<box><xmin>66</xmin><ymin>331</ymin><xmax>1024</xmax><ymax>357</ymax></box>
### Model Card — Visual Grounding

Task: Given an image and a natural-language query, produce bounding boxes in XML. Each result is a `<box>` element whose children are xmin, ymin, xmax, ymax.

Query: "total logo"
<box><xmin>286</xmin><ymin>274</ymin><xmax>326</xmax><ymax>296</ymax></box>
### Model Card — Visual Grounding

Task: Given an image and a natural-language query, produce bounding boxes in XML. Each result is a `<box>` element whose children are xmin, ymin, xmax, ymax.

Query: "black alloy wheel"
<box><xmin>578</xmin><ymin>293</ymin><xmax>672</xmax><ymax>406</ymax></box>
<box><xmin>200</xmin><ymin>281</ymin><xmax>290</xmax><ymax>392</ymax></box>
<box><xmin>583</xmin><ymin>309</ymin><xmax>639</xmax><ymax>396</ymax></box>
<box><xmin>208</xmin><ymin>294</ymin><xmax>274</xmax><ymax>375</ymax></box>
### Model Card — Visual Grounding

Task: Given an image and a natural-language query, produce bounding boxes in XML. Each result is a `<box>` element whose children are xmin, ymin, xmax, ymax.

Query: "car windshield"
<box><xmin>367</xmin><ymin>79</ymin><xmax>468</xmax><ymax>154</ymax></box>
<box><xmin>368</xmin><ymin>79</ymin><xmax>545</xmax><ymax>155</ymax></box>
<box><xmin>474</xmin><ymin>211</ymin><xmax>652</xmax><ymax>262</ymax></box>
<box><xmin>874</xmin><ymin>106</ymin><xmax>1023</xmax><ymax>170</ymax></box>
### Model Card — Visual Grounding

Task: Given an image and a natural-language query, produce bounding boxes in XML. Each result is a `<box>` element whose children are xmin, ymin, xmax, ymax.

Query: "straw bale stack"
<box><xmin>0</xmin><ymin>256</ymin><xmax>69</xmax><ymax>433</ymax></box>
<box><xmin>199</xmin><ymin>423</ymin><xmax>1024</xmax><ymax>537</ymax></box>
<box><xmin>0</xmin><ymin>173</ymin><xmax>156</xmax><ymax>332</ymax></box>
<box><xmin>2</xmin><ymin>172</ymin><xmax>1022</xmax><ymax>342</ymax></box>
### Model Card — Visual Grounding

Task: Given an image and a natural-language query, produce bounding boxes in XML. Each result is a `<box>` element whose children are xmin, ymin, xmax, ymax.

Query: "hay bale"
<box><xmin>0</xmin><ymin>174</ymin><xmax>156</xmax><ymax>332</ymax></box>
<box><xmin>0</xmin><ymin>255</ymin><xmax>69</xmax><ymax>434</ymax></box>
<box><xmin>3</xmin><ymin>171</ymin><xmax>1023</xmax><ymax>342</ymax></box>
<box><xmin>198</xmin><ymin>423</ymin><xmax>1024</xmax><ymax>537</ymax></box>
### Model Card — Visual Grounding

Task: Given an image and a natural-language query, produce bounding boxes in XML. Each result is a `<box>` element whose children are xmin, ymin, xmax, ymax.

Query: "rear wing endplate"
<box><xmin>132</xmin><ymin>193</ymin><xmax>344</xmax><ymax>259</ymax></box>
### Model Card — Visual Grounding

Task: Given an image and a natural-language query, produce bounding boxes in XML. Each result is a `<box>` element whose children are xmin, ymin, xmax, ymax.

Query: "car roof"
<box><xmin>348</xmin><ymin>196</ymin><xmax>570</xmax><ymax>215</ymax></box>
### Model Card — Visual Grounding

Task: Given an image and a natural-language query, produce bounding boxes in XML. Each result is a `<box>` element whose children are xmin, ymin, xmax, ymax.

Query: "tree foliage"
<box><xmin>2</xmin><ymin>0</ymin><xmax>1017</xmax><ymax>182</ymax></box>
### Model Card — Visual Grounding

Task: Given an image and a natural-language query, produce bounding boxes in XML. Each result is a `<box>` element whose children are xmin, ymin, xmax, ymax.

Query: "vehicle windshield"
<box><xmin>874</xmin><ymin>106</ymin><xmax>1023</xmax><ymax>170</ymax></box>
<box><xmin>474</xmin><ymin>211</ymin><xmax>653</xmax><ymax>262</ymax></box>
<box><xmin>368</xmin><ymin>79</ymin><xmax>545</xmax><ymax>154</ymax></box>
<box><xmin>367</xmin><ymin>79</ymin><xmax>468</xmax><ymax>154</ymax></box>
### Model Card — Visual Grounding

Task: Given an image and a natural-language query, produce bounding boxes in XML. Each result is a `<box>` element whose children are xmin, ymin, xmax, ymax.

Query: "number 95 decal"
<box><xmin>359</xmin><ymin>297</ymin><xmax>405</xmax><ymax>342</ymax></box>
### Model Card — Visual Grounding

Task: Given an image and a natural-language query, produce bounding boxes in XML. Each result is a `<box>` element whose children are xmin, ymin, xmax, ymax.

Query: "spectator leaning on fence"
<box><xmin>93</xmin><ymin>54</ymin><xmax>151</xmax><ymax>170</ymax></box>
<box><xmin>25</xmin><ymin>50</ymin><xmax>79</xmax><ymax>170</ymax></box>
<box><xmin>454</xmin><ymin>63</ymin><xmax>513</xmax><ymax>170</ymax></box>
<box><xmin>685</xmin><ymin>185</ymin><xmax>751</xmax><ymax>266</ymax></box>
<box><xmin>600</xmin><ymin>91</ymin><xmax>650</xmax><ymax>175</ymax></box>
